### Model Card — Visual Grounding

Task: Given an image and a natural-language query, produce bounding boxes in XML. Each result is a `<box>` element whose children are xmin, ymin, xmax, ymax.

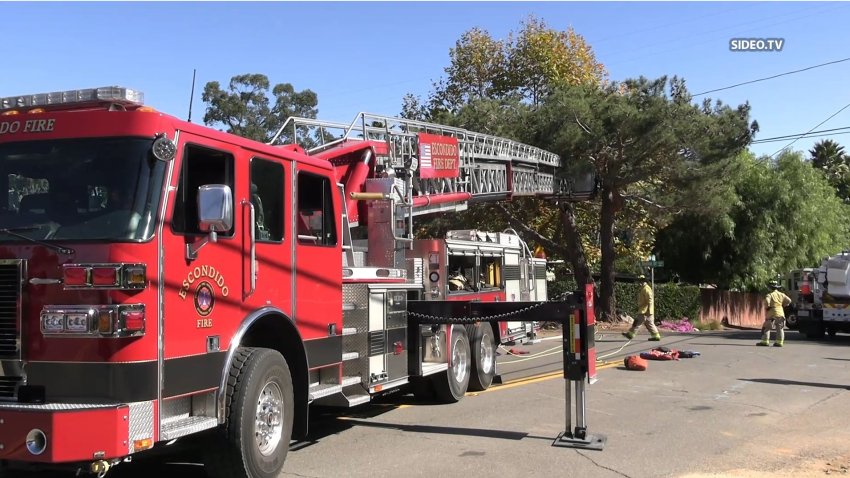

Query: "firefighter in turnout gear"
<box><xmin>623</xmin><ymin>275</ymin><xmax>661</xmax><ymax>341</ymax></box>
<box><xmin>757</xmin><ymin>281</ymin><xmax>792</xmax><ymax>347</ymax></box>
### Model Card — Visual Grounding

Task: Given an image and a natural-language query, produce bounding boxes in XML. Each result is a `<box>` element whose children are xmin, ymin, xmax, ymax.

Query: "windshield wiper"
<box><xmin>0</xmin><ymin>227</ymin><xmax>74</xmax><ymax>255</ymax></box>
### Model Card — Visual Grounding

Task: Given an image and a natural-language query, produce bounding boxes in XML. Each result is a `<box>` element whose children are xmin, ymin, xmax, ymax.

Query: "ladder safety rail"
<box><xmin>269</xmin><ymin>112</ymin><xmax>573</xmax><ymax>213</ymax></box>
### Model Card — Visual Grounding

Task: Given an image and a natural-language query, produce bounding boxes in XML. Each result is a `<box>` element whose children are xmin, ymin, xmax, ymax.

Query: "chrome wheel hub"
<box><xmin>479</xmin><ymin>338</ymin><xmax>494</xmax><ymax>375</ymax></box>
<box><xmin>255</xmin><ymin>381</ymin><xmax>283</xmax><ymax>456</ymax></box>
<box><xmin>453</xmin><ymin>338</ymin><xmax>469</xmax><ymax>384</ymax></box>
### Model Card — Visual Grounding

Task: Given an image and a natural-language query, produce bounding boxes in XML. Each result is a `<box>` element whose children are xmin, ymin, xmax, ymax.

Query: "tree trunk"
<box><xmin>599</xmin><ymin>184</ymin><xmax>617</xmax><ymax>321</ymax></box>
<box><xmin>558</xmin><ymin>202</ymin><xmax>593</xmax><ymax>289</ymax></box>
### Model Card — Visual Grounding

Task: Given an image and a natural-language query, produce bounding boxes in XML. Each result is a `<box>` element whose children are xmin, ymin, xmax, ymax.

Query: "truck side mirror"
<box><xmin>198</xmin><ymin>184</ymin><xmax>233</xmax><ymax>233</ymax></box>
<box><xmin>187</xmin><ymin>184</ymin><xmax>233</xmax><ymax>260</ymax></box>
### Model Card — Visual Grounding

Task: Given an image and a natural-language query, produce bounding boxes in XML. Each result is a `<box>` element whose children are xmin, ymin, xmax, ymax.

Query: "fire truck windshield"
<box><xmin>0</xmin><ymin>137</ymin><xmax>166</xmax><ymax>242</ymax></box>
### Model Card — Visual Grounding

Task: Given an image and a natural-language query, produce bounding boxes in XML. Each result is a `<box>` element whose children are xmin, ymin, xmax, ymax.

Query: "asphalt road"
<box><xmin>13</xmin><ymin>327</ymin><xmax>850</xmax><ymax>477</ymax></box>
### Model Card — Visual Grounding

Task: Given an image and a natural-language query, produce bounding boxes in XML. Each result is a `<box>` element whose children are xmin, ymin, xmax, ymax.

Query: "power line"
<box><xmin>753</xmin><ymin>130</ymin><xmax>850</xmax><ymax>145</ymax></box>
<box><xmin>751</xmin><ymin>126</ymin><xmax>850</xmax><ymax>144</ymax></box>
<box><xmin>771</xmin><ymin>102</ymin><xmax>850</xmax><ymax>157</ymax></box>
<box><xmin>693</xmin><ymin>57</ymin><xmax>850</xmax><ymax>97</ymax></box>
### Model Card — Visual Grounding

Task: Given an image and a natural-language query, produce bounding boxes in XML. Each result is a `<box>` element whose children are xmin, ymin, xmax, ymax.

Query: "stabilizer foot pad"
<box><xmin>552</xmin><ymin>432</ymin><xmax>606</xmax><ymax>450</ymax></box>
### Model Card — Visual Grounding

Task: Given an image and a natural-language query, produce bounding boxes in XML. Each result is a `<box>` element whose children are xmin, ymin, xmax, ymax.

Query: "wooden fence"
<box><xmin>699</xmin><ymin>288</ymin><xmax>765</xmax><ymax>329</ymax></box>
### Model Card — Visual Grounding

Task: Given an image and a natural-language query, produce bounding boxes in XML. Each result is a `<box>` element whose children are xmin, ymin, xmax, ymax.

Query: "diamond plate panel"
<box><xmin>160</xmin><ymin>416</ymin><xmax>218</xmax><ymax>441</ymax></box>
<box><xmin>160</xmin><ymin>396</ymin><xmax>191</xmax><ymax>422</ymax></box>
<box><xmin>343</xmin><ymin>284</ymin><xmax>369</xmax><ymax>334</ymax></box>
<box><xmin>343</xmin><ymin>284</ymin><xmax>369</xmax><ymax>386</ymax></box>
<box><xmin>128</xmin><ymin>401</ymin><xmax>154</xmax><ymax>453</ymax></box>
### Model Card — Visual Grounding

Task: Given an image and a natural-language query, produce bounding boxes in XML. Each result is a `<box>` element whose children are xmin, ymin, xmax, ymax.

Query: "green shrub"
<box><xmin>547</xmin><ymin>274</ymin><xmax>699</xmax><ymax>321</ymax></box>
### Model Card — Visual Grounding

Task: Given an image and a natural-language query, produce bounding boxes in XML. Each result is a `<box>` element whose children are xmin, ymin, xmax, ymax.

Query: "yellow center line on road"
<box><xmin>361</xmin><ymin>361</ymin><xmax>621</xmax><ymax>411</ymax></box>
<box><xmin>467</xmin><ymin>361</ymin><xmax>621</xmax><ymax>395</ymax></box>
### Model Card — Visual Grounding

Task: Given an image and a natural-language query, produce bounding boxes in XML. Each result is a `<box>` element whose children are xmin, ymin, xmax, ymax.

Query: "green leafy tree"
<box><xmin>656</xmin><ymin>150</ymin><xmax>850</xmax><ymax>290</ymax></box>
<box><xmin>411</xmin><ymin>16</ymin><xmax>606</xmax><ymax>119</ymax></box>
<box><xmin>429</xmin><ymin>28</ymin><xmax>509</xmax><ymax>114</ymax></box>
<box><xmin>408</xmin><ymin>18</ymin><xmax>608</xmax><ymax>293</ymax></box>
<box><xmin>202</xmin><ymin>73</ymin><xmax>318</xmax><ymax>143</ymax></box>
<box><xmin>507</xmin><ymin>15</ymin><xmax>607</xmax><ymax>105</ymax></box>
<box><xmin>809</xmin><ymin>139</ymin><xmax>850</xmax><ymax>202</ymax></box>
<box><xmin>525</xmin><ymin>77</ymin><xmax>756</xmax><ymax>319</ymax></box>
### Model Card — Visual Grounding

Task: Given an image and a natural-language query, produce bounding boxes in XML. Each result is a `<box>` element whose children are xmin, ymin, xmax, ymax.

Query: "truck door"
<box><xmin>243</xmin><ymin>156</ymin><xmax>292</xmax><ymax>317</ymax></box>
<box><xmin>294</xmin><ymin>168</ymin><xmax>342</xmax><ymax>359</ymax></box>
<box><xmin>162</xmin><ymin>139</ymin><xmax>241</xmax><ymax>399</ymax></box>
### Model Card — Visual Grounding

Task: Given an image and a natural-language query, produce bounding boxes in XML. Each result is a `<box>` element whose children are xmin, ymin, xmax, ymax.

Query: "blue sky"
<box><xmin>3</xmin><ymin>2</ymin><xmax>849</xmax><ymax>158</ymax></box>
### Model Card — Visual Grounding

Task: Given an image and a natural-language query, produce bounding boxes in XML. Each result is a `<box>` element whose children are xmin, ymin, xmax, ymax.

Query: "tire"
<box><xmin>804</xmin><ymin>323</ymin><xmax>825</xmax><ymax>339</ymax></box>
<box><xmin>410</xmin><ymin>377</ymin><xmax>435</xmax><ymax>401</ymax></box>
<box><xmin>204</xmin><ymin>347</ymin><xmax>294</xmax><ymax>478</ymax></box>
<box><xmin>828</xmin><ymin>327</ymin><xmax>838</xmax><ymax>337</ymax></box>
<box><xmin>785</xmin><ymin>314</ymin><xmax>798</xmax><ymax>330</ymax></box>
<box><xmin>467</xmin><ymin>322</ymin><xmax>496</xmax><ymax>392</ymax></box>
<box><xmin>433</xmin><ymin>325</ymin><xmax>471</xmax><ymax>403</ymax></box>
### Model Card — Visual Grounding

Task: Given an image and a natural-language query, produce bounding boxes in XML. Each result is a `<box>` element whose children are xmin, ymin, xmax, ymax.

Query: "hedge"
<box><xmin>549</xmin><ymin>276</ymin><xmax>700</xmax><ymax>322</ymax></box>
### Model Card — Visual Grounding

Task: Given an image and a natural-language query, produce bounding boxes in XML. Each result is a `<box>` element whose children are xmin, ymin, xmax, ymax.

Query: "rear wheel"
<box><xmin>410</xmin><ymin>377</ymin><xmax>435</xmax><ymax>401</ymax></box>
<box><xmin>433</xmin><ymin>325</ymin><xmax>471</xmax><ymax>403</ymax></box>
<box><xmin>467</xmin><ymin>322</ymin><xmax>496</xmax><ymax>392</ymax></box>
<box><xmin>804</xmin><ymin>323</ymin><xmax>825</xmax><ymax>339</ymax></box>
<box><xmin>204</xmin><ymin>347</ymin><xmax>294</xmax><ymax>478</ymax></box>
<box><xmin>785</xmin><ymin>314</ymin><xmax>798</xmax><ymax>330</ymax></box>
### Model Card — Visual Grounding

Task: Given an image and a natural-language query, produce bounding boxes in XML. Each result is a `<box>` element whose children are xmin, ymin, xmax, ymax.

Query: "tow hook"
<box><xmin>90</xmin><ymin>460</ymin><xmax>110</xmax><ymax>477</ymax></box>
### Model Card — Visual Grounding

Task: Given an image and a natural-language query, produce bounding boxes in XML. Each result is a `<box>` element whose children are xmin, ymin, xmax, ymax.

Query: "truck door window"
<box><xmin>297</xmin><ymin>172</ymin><xmax>336</xmax><ymax>246</ymax></box>
<box><xmin>172</xmin><ymin>145</ymin><xmax>235</xmax><ymax>236</ymax></box>
<box><xmin>250</xmin><ymin>158</ymin><xmax>284</xmax><ymax>242</ymax></box>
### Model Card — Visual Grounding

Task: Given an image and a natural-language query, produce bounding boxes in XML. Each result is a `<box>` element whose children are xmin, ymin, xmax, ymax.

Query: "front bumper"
<box><xmin>0</xmin><ymin>403</ymin><xmax>129</xmax><ymax>463</ymax></box>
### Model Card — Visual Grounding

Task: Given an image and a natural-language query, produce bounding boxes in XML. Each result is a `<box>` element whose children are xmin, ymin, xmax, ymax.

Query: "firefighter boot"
<box><xmin>648</xmin><ymin>334</ymin><xmax>661</xmax><ymax>341</ymax></box>
<box><xmin>773</xmin><ymin>341</ymin><xmax>784</xmax><ymax>347</ymax></box>
<box><xmin>622</xmin><ymin>331</ymin><xmax>635</xmax><ymax>340</ymax></box>
<box><xmin>756</xmin><ymin>341</ymin><xmax>770</xmax><ymax>346</ymax></box>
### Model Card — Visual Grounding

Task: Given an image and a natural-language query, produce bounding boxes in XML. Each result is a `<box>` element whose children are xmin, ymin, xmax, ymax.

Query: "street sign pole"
<box><xmin>649</xmin><ymin>255</ymin><xmax>656</xmax><ymax>302</ymax></box>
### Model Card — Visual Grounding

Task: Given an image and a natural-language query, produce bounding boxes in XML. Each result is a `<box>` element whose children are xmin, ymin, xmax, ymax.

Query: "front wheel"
<box><xmin>204</xmin><ymin>347</ymin><xmax>294</xmax><ymax>478</ymax></box>
<box><xmin>433</xmin><ymin>325</ymin><xmax>471</xmax><ymax>403</ymax></box>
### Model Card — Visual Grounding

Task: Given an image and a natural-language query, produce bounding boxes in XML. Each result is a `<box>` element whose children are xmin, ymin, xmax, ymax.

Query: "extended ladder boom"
<box><xmin>269</xmin><ymin>112</ymin><xmax>591</xmax><ymax>216</ymax></box>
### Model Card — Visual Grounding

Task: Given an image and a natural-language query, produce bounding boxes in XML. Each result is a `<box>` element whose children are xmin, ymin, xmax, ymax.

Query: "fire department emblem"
<box><xmin>195</xmin><ymin>282</ymin><xmax>215</xmax><ymax>316</ymax></box>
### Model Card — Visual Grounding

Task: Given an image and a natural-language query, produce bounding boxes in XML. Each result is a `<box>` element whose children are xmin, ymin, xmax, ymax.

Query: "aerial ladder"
<box><xmin>270</xmin><ymin>112</ymin><xmax>589</xmax><ymax>211</ymax></box>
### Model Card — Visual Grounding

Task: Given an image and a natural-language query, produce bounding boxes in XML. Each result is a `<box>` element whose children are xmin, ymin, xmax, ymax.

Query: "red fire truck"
<box><xmin>0</xmin><ymin>86</ymin><xmax>592</xmax><ymax>477</ymax></box>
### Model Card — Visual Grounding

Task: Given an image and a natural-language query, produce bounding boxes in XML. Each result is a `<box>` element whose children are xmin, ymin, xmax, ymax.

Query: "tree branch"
<box><xmin>575</xmin><ymin>114</ymin><xmax>592</xmax><ymax>135</ymax></box>
<box><xmin>494</xmin><ymin>203</ymin><xmax>569</xmax><ymax>257</ymax></box>
<box><xmin>621</xmin><ymin>193</ymin><xmax>682</xmax><ymax>213</ymax></box>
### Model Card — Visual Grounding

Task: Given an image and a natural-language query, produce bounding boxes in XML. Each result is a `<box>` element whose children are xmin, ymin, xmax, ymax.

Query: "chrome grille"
<box><xmin>0</xmin><ymin>260</ymin><xmax>23</xmax><ymax>360</ymax></box>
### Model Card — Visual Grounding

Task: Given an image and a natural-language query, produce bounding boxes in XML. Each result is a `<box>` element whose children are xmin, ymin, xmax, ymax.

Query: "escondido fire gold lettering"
<box><xmin>0</xmin><ymin>119</ymin><xmax>55</xmax><ymax>135</ymax></box>
<box><xmin>178</xmin><ymin>265</ymin><xmax>229</xmax><ymax>299</ymax></box>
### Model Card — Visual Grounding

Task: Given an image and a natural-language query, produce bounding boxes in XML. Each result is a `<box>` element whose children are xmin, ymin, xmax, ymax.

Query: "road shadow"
<box><xmin>824</xmin><ymin>357</ymin><xmax>850</xmax><ymax>362</ymax></box>
<box><xmin>334</xmin><ymin>417</ymin><xmax>529</xmax><ymax>441</ymax></box>
<box><xmin>740</xmin><ymin>378</ymin><xmax>850</xmax><ymax>390</ymax></box>
<box><xmin>6</xmin><ymin>444</ymin><xmax>209</xmax><ymax>478</ymax></box>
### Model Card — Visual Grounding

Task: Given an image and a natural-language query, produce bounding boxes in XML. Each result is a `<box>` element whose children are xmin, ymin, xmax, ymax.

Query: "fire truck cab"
<box><xmin>0</xmin><ymin>87</ymin><xmax>588</xmax><ymax>478</ymax></box>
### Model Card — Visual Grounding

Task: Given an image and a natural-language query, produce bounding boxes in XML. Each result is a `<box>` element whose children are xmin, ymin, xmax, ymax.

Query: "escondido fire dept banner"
<box><xmin>418</xmin><ymin>133</ymin><xmax>460</xmax><ymax>179</ymax></box>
